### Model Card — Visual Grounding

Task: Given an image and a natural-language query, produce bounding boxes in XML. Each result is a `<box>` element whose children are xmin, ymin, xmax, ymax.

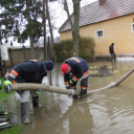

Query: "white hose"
<box><xmin>10</xmin><ymin>67</ymin><xmax>134</xmax><ymax>96</ymax></box>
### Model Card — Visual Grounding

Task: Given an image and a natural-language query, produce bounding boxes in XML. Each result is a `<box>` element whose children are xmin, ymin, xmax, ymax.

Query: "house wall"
<box><xmin>60</xmin><ymin>14</ymin><xmax>134</xmax><ymax>55</ymax></box>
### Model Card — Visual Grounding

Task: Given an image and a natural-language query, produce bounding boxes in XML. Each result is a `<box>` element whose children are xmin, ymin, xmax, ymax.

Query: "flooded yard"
<box><xmin>1</xmin><ymin>60</ymin><xmax>134</xmax><ymax>134</ymax></box>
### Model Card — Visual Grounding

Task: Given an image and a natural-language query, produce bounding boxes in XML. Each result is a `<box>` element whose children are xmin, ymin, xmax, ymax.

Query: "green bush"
<box><xmin>54</xmin><ymin>37</ymin><xmax>96</xmax><ymax>62</ymax></box>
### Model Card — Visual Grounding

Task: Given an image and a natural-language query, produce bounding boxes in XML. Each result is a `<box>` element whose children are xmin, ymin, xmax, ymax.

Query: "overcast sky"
<box><xmin>50</xmin><ymin>0</ymin><xmax>97</xmax><ymax>37</ymax></box>
<box><xmin>3</xmin><ymin>0</ymin><xmax>97</xmax><ymax>46</ymax></box>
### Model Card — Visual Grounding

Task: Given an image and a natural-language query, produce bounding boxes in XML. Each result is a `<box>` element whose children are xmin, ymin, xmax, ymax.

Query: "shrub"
<box><xmin>54</xmin><ymin>37</ymin><xmax>96</xmax><ymax>62</ymax></box>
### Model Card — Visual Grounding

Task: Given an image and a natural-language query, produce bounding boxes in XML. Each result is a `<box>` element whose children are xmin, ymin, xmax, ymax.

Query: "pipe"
<box><xmin>9</xmin><ymin>67</ymin><xmax>134</xmax><ymax>96</ymax></box>
<box><xmin>10</xmin><ymin>83</ymin><xmax>80</xmax><ymax>95</ymax></box>
<box><xmin>87</xmin><ymin>66</ymin><xmax>134</xmax><ymax>95</ymax></box>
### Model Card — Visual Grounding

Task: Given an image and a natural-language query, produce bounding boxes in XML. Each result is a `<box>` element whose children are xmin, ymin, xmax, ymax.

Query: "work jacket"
<box><xmin>64</xmin><ymin>57</ymin><xmax>89</xmax><ymax>88</ymax></box>
<box><xmin>109</xmin><ymin>43</ymin><xmax>114</xmax><ymax>54</ymax></box>
<box><xmin>5</xmin><ymin>60</ymin><xmax>47</xmax><ymax>84</ymax></box>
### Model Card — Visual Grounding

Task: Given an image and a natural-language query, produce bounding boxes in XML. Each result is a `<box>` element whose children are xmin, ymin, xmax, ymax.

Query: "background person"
<box><xmin>4</xmin><ymin>59</ymin><xmax>54</xmax><ymax>125</ymax></box>
<box><xmin>109</xmin><ymin>43</ymin><xmax>116</xmax><ymax>61</ymax></box>
<box><xmin>61</xmin><ymin>57</ymin><xmax>89</xmax><ymax>97</ymax></box>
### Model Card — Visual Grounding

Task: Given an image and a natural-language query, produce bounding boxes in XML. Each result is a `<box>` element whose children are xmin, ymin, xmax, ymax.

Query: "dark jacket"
<box><xmin>65</xmin><ymin>57</ymin><xmax>89</xmax><ymax>78</ymax></box>
<box><xmin>6</xmin><ymin>60</ymin><xmax>47</xmax><ymax>83</ymax></box>
<box><xmin>109</xmin><ymin>43</ymin><xmax>114</xmax><ymax>54</ymax></box>
<box><xmin>64</xmin><ymin>57</ymin><xmax>89</xmax><ymax>85</ymax></box>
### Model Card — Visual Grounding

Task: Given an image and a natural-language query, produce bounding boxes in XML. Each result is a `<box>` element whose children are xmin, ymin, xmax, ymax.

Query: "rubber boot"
<box><xmin>21</xmin><ymin>102</ymin><xmax>31</xmax><ymax>125</ymax></box>
<box><xmin>72</xmin><ymin>89</ymin><xmax>78</xmax><ymax>98</ymax></box>
<box><xmin>32</xmin><ymin>96</ymin><xmax>42</xmax><ymax>108</ymax></box>
<box><xmin>80</xmin><ymin>89</ymin><xmax>87</xmax><ymax>98</ymax></box>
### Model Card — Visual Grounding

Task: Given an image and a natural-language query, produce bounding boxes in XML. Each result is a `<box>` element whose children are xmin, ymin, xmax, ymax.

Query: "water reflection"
<box><xmin>1</xmin><ymin>61</ymin><xmax>134</xmax><ymax>134</ymax></box>
<box><xmin>89</xmin><ymin>86</ymin><xmax>134</xmax><ymax>134</ymax></box>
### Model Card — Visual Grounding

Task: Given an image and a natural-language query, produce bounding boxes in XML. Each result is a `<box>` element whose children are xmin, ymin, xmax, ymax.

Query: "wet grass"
<box><xmin>0</xmin><ymin>78</ymin><xmax>15</xmax><ymax>100</ymax></box>
<box><xmin>0</xmin><ymin>78</ymin><xmax>26</xmax><ymax>134</ymax></box>
<box><xmin>0</xmin><ymin>124</ymin><xmax>26</xmax><ymax>134</ymax></box>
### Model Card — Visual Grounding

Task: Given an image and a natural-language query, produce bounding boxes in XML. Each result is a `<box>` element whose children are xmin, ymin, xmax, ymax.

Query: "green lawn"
<box><xmin>0</xmin><ymin>125</ymin><xmax>26</xmax><ymax>134</ymax></box>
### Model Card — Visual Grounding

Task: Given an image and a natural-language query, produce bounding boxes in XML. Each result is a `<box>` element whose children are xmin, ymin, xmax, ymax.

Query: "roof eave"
<box><xmin>59</xmin><ymin>12</ymin><xmax>134</xmax><ymax>33</ymax></box>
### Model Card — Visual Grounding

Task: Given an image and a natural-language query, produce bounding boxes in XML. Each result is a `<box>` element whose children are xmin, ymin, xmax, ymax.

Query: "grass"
<box><xmin>0</xmin><ymin>78</ymin><xmax>15</xmax><ymax>100</ymax></box>
<box><xmin>0</xmin><ymin>125</ymin><xmax>26</xmax><ymax>134</ymax></box>
<box><xmin>0</xmin><ymin>78</ymin><xmax>27</xmax><ymax>134</ymax></box>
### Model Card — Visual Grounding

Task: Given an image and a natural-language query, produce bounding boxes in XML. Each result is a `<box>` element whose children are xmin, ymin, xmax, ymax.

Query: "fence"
<box><xmin>5</xmin><ymin>47</ymin><xmax>45</xmax><ymax>68</ymax></box>
<box><xmin>2</xmin><ymin>46</ymin><xmax>95</xmax><ymax>69</ymax></box>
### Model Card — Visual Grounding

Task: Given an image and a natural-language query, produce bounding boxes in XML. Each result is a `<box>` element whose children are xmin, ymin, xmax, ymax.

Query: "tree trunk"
<box><xmin>43</xmin><ymin>0</ymin><xmax>46</xmax><ymax>60</ymax></box>
<box><xmin>0</xmin><ymin>29</ymin><xmax>2</xmax><ymax>44</ymax></box>
<box><xmin>26</xmin><ymin>0</ymin><xmax>35</xmax><ymax>59</ymax></box>
<box><xmin>30</xmin><ymin>36</ymin><xmax>34</xmax><ymax>59</ymax></box>
<box><xmin>64</xmin><ymin>0</ymin><xmax>80</xmax><ymax>57</ymax></box>
<box><xmin>72</xmin><ymin>0</ymin><xmax>80</xmax><ymax>56</ymax></box>
<box><xmin>22</xmin><ymin>46</ymin><xmax>27</xmax><ymax>61</ymax></box>
<box><xmin>64</xmin><ymin>0</ymin><xmax>73</xmax><ymax>29</ymax></box>
<box><xmin>46</xmin><ymin>0</ymin><xmax>55</xmax><ymax>60</ymax></box>
<box><xmin>8</xmin><ymin>48</ymin><xmax>13</xmax><ymax>66</ymax></box>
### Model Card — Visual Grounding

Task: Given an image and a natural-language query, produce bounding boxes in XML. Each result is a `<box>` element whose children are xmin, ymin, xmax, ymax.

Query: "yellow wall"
<box><xmin>60</xmin><ymin>14</ymin><xmax>134</xmax><ymax>55</ymax></box>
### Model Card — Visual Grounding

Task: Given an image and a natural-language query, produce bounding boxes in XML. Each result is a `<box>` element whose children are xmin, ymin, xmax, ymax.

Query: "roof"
<box><xmin>59</xmin><ymin>0</ymin><xmax>134</xmax><ymax>33</ymax></box>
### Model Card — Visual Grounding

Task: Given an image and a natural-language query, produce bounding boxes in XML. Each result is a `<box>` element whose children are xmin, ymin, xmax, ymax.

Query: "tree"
<box><xmin>0</xmin><ymin>0</ymin><xmax>58</xmax><ymax>59</ymax></box>
<box><xmin>0</xmin><ymin>0</ymin><xmax>44</xmax><ymax>59</ymax></box>
<box><xmin>64</xmin><ymin>0</ymin><xmax>80</xmax><ymax>56</ymax></box>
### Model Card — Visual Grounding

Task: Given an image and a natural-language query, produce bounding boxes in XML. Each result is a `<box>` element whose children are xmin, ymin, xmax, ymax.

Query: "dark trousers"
<box><xmin>110</xmin><ymin>53</ymin><xmax>116</xmax><ymax>60</ymax></box>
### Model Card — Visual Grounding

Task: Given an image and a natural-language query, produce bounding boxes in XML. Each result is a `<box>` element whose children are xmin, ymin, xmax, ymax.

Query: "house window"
<box><xmin>96</xmin><ymin>29</ymin><xmax>104</xmax><ymax>38</ymax></box>
<box><xmin>131</xmin><ymin>23</ymin><xmax>134</xmax><ymax>32</ymax></box>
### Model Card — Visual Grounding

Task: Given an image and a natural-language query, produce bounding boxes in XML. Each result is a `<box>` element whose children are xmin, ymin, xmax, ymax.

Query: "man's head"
<box><xmin>61</xmin><ymin>63</ymin><xmax>70</xmax><ymax>74</ymax></box>
<box><xmin>45</xmin><ymin>60</ymin><xmax>54</xmax><ymax>71</ymax></box>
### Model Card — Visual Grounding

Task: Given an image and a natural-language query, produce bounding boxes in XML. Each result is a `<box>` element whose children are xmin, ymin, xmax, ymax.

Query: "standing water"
<box><xmin>1</xmin><ymin>60</ymin><xmax>134</xmax><ymax>134</ymax></box>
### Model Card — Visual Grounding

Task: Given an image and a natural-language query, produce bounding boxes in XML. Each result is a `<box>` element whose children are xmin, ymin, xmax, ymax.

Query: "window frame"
<box><xmin>96</xmin><ymin>29</ymin><xmax>104</xmax><ymax>38</ymax></box>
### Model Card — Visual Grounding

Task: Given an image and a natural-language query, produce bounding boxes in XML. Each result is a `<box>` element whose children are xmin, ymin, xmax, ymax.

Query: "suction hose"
<box><xmin>4</xmin><ymin>67</ymin><xmax>134</xmax><ymax>96</ymax></box>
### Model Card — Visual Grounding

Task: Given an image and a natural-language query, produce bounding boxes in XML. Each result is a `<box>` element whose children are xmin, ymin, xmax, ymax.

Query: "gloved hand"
<box><xmin>69</xmin><ymin>79</ymin><xmax>73</xmax><ymax>84</ymax></box>
<box><xmin>36</xmin><ymin>88</ymin><xmax>43</xmax><ymax>94</ymax></box>
<box><xmin>4</xmin><ymin>80</ymin><xmax>12</xmax><ymax>93</ymax></box>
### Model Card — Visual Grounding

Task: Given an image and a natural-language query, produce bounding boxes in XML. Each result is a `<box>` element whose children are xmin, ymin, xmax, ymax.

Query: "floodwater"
<box><xmin>1</xmin><ymin>61</ymin><xmax>134</xmax><ymax>134</ymax></box>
